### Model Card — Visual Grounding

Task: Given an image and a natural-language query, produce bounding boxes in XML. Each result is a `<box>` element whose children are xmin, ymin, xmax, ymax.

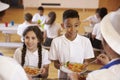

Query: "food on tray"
<box><xmin>24</xmin><ymin>66</ymin><xmax>40</xmax><ymax>76</ymax></box>
<box><xmin>65</xmin><ymin>61</ymin><xmax>85</xmax><ymax>72</ymax></box>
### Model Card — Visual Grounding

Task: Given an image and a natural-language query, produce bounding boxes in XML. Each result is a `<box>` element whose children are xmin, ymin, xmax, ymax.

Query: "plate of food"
<box><xmin>24</xmin><ymin>66</ymin><xmax>41</xmax><ymax>77</ymax></box>
<box><xmin>60</xmin><ymin>61</ymin><xmax>87</xmax><ymax>74</ymax></box>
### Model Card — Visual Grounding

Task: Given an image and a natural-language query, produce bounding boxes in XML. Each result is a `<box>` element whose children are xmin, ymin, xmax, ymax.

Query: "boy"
<box><xmin>17</xmin><ymin>13</ymin><xmax>35</xmax><ymax>42</ymax></box>
<box><xmin>49</xmin><ymin>9</ymin><xmax>94</xmax><ymax>79</ymax></box>
<box><xmin>32</xmin><ymin>6</ymin><xmax>47</xmax><ymax>26</ymax></box>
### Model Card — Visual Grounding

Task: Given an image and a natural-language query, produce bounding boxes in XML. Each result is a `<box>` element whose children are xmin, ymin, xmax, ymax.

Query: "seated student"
<box><xmin>49</xmin><ymin>9</ymin><xmax>94</xmax><ymax>79</ymax></box>
<box><xmin>32</xmin><ymin>6</ymin><xmax>47</xmax><ymax>26</ymax></box>
<box><xmin>14</xmin><ymin>26</ymin><xmax>51</xmax><ymax>79</ymax></box>
<box><xmin>17</xmin><ymin>13</ymin><xmax>37</xmax><ymax>42</ymax></box>
<box><xmin>43</xmin><ymin>11</ymin><xmax>61</xmax><ymax>47</ymax></box>
<box><xmin>68</xmin><ymin>8</ymin><xmax>120</xmax><ymax>80</ymax></box>
<box><xmin>91</xmin><ymin>7</ymin><xmax>108</xmax><ymax>49</ymax></box>
<box><xmin>83</xmin><ymin>8</ymin><xmax>101</xmax><ymax>27</ymax></box>
<box><xmin>0</xmin><ymin>56</ymin><xmax>32</xmax><ymax>80</ymax></box>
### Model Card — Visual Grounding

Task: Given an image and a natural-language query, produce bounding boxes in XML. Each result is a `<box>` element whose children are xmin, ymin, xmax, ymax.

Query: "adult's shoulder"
<box><xmin>0</xmin><ymin>56</ymin><xmax>28</xmax><ymax>80</ymax></box>
<box><xmin>109</xmin><ymin>64</ymin><xmax>120</xmax><ymax>74</ymax></box>
<box><xmin>86</xmin><ymin>69</ymin><xmax>115</xmax><ymax>80</ymax></box>
<box><xmin>14</xmin><ymin>47</ymin><xmax>23</xmax><ymax>54</ymax></box>
<box><xmin>0</xmin><ymin>56</ymin><xmax>15</xmax><ymax>63</ymax></box>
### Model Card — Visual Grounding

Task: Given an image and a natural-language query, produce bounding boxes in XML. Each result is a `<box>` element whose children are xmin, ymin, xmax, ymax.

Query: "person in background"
<box><xmin>91</xmin><ymin>7</ymin><xmax>108</xmax><ymax>49</ymax></box>
<box><xmin>14</xmin><ymin>26</ymin><xmax>51</xmax><ymax>79</ymax></box>
<box><xmin>17</xmin><ymin>13</ymin><xmax>37</xmax><ymax>42</ymax></box>
<box><xmin>69</xmin><ymin>8</ymin><xmax>120</xmax><ymax>80</ymax></box>
<box><xmin>83</xmin><ymin>8</ymin><xmax>101</xmax><ymax>27</ymax></box>
<box><xmin>49</xmin><ymin>9</ymin><xmax>94</xmax><ymax>79</ymax></box>
<box><xmin>32</xmin><ymin>6</ymin><xmax>47</xmax><ymax>27</ymax></box>
<box><xmin>43</xmin><ymin>11</ymin><xmax>61</xmax><ymax>47</ymax></box>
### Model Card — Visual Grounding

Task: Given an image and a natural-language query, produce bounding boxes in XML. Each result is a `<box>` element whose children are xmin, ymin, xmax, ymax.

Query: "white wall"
<box><xmin>23</xmin><ymin>0</ymin><xmax>99</xmax><ymax>9</ymax></box>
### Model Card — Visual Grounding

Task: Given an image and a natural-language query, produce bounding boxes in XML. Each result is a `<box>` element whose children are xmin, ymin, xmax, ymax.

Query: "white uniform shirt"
<box><xmin>44</xmin><ymin>23</ymin><xmax>61</xmax><ymax>38</ymax></box>
<box><xmin>49</xmin><ymin>34</ymin><xmax>94</xmax><ymax>64</ymax></box>
<box><xmin>14</xmin><ymin>48</ymin><xmax>51</xmax><ymax>67</ymax></box>
<box><xmin>84</xmin><ymin>15</ymin><xmax>100</xmax><ymax>27</ymax></box>
<box><xmin>17</xmin><ymin>21</ymin><xmax>37</xmax><ymax>42</ymax></box>
<box><xmin>32</xmin><ymin>13</ymin><xmax>47</xmax><ymax>25</ymax></box>
<box><xmin>0</xmin><ymin>56</ymin><xmax>28</xmax><ymax>80</ymax></box>
<box><xmin>92</xmin><ymin>22</ymin><xmax>102</xmax><ymax>41</ymax></box>
<box><xmin>86</xmin><ymin>64</ymin><xmax>120</xmax><ymax>80</ymax></box>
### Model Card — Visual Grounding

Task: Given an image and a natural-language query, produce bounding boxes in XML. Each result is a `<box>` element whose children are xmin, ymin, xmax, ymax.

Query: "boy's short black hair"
<box><xmin>38</xmin><ymin>6</ymin><xmax>44</xmax><ymax>11</ymax></box>
<box><xmin>63</xmin><ymin>9</ymin><xmax>79</xmax><ymax>21</ymax></box>
<box><xmin>99</xmin><ymin>7</ymin><xmax>108</xmax><ymax>19</ymax></box>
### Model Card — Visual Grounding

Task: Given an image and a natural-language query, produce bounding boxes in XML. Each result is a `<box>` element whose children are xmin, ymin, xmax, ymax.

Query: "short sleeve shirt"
<box><xmin>49</xmin><ymin>34</ymin><xmax>94</xmax><ymax>64</ymax></box>
<box><xmin>92</xmin><ymin>22</ymin><xmax>102</xmax><ymax>40</ymax></box>
<box><xmin>86</xmin><ymin>64</ymin><xmax>120</xmax><ymax>80</ymax></box>
<box><xmin>14</xmin><ymin>48</ymin><xmax>51</xmax><ymax>67</ymax></box>
<box><xmin>0</xmin><ymin>56</ymin><xmax>28</xmax><ymax>80</ymax></box>
<box><xmin>86</xmin><ymin>15</ymin><xmax>100</xmax><ymax>27</ymax></box>
<box><xmin>44</xmin><ymin>23</ymin><xmax>61</xmax><ymax>38</ymax></box>
<box><xmin>32</xmin><ymin>13</ymin><xmax>47</xmax><ymax>25</ymax></box>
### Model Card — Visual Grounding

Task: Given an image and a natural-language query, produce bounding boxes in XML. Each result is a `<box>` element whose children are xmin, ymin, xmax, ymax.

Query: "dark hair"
<box><xmin>99</xmin><ymin>7</ymin><xmax>108</xmax><ymax>19</ymax></box>
<box><xmin>24</xmin><ymin>13</ymin><xmax>33</xmax><ymax>22</ymax></box>
<box><xmin>38</xmin><ymin>6</ymin><xmax>44</xmax><ymax>11</ymax></box>
<box><xmin>46</xmin><ymin>11</ymin><xmax>56</xmax><ymax>25</ymax></box>
<box><xmin>96</xmin><ymin>8</ymin><xmax>100</xmax><ymax>13</ymax></box>
<box><xmin>0</xmin><ymin>10</ymin><xmax>5</xmax><ymax>17</ymax></box>
<box><xmin>63</xmin><ymin>9</ymin><xmax>79</xmax><ymax>21</ymax></box>
<box><xmin>21</xmin><ymin>26</ymin><xmax>43</xmax><ymax>68</ymax></box>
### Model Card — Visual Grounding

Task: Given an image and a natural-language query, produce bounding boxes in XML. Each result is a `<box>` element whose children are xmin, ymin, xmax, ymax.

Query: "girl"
<box><xmin>43</xmin><ymin>11</ymin><xmax>61</xmax><ymax>47</ymax></box>
<box><xmin>14</xmin><ymin>25</ymin><xmax>51</xmax><ymax>79</ymax></box>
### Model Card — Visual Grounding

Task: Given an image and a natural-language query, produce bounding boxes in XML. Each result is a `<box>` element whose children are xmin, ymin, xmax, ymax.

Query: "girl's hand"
<box><xmin>40</xmin><ymin>65</ymin><xmax>49</xmax><ymax>78</ymax></box>
<box><xmin>27</xmin><ymin>75</ymin><xmax>32</xmax><ymax>80</ymax></box>
<box><xmin>40</xmin><ymin>67</ymin><xmax>46</xmax><ymax>75</ymax></box>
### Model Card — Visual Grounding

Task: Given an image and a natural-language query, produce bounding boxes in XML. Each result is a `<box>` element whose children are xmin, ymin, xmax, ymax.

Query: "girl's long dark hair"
<box><xmin>45</xmin><ymin>11</ymin><xmax>56</xmax><ymax>25</ymax></box>
<box><xmin>21</xmin><ymin>26</ymin><xmax>43</xmax><ymax>68</ymax></box>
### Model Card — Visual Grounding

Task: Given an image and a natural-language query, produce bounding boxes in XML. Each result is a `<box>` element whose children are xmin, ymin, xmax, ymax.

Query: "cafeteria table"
<box><xmin>0</xmin><ymin>23</ymin><xmax>18</xmax><ymax>42</ymax></box>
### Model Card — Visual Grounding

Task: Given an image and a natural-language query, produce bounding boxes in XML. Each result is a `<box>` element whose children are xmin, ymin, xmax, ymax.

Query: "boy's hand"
<box><xmin>54</xmin><ymin>60</ymin><xmax>62</xmax><ymax>69</ymax></box>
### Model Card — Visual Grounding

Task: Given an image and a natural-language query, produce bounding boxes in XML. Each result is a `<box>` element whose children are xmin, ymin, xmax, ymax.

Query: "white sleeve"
<box><xmin>84</xmin><ymin>38</ymin><xmax>94</xmax><ymax>59</ymax></box>
<box><xmin>92</xmin><ymin>24</ymin><xmax>98</xmax><ymax>35</ymax></box>
<box><xmin>12</xmin><ymin>64</ymin><xmax>29</xmax><ymax>80</ymax></box>
<box><xmin>84</xmin><ymin>16</ymin><xmax>93</xmax><ymax>21</ymax></box>
<box><xmin>17</xmin><ymin>25</ymin><xmax>23</xmax><ymax>36</ymax></box>
<box><xmin>44</xmin><ymin>24</ymin><xmax>47</xmax><ymax>30</ymax></box>
<box><xmin>42</xmin><ymin>49</ymin><xmax>51</xmax><ymax>66</ymax></box>
<box><xmin>49</xmin><ymin>39</ymin><xmax>58</xmax><ymax>60</ymax></box>
<box><xmin>32</xmin><ymin>14</ymin><xmax>38</xmax><ymax>22</ymax></box>
<box><xmin>13</xmin><ymin>48</ymin><xmax>22</xmax><ymax>64</ymax></box>
<box><xmin>0</xmin><ymin>56</ymin><xmax>28</xmax><ymax>80</ymax></box>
